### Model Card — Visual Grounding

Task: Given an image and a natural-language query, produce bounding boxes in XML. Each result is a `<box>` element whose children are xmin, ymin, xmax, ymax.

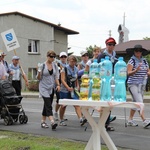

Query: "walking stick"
<box><xmin>124</xmin><ymin>108</ymin><xmax>127</xmax><ymax>127</ymax></box>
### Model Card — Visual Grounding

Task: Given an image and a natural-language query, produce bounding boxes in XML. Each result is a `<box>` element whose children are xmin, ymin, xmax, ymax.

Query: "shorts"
<box><xmin>128</xmin><ymin>84</ymin><xmax>144</xmax><ymax>110</ymax></box>
<box><xmin>60</xmin><ymin>91</ymin><xmax>70</xmax><ymax>99</ymax></box>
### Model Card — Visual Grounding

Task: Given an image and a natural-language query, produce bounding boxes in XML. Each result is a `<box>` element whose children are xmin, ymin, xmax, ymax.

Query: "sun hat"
<box><xmin>12</xmin><ymin>55</ymin><xmax>20</xmax><ymax>60</ymax></box>
<box><xmin>80</xmin><ymin>50</ymin><xmax>88</xmax><ymax>56</ymax></box>
<box><xmin>59</xmin><ymin>52</ymin><xmax>67</xmax><ymax>57</ymax></box>
<box><xmin>105</xmin><ymin>37</ymin><xmax>116</xmax><ymax>44</ymax></box>
<box><xmin>126</xmin><ymin>44</ymin><xmax>149</xmax><ymax>56</ymax></box>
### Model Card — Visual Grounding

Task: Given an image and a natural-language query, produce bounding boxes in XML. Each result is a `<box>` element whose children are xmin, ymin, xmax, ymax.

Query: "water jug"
<box><xmin>100</xmin><ymin>56</ymin><xmax>112</xmax><ymax>101</ymax></box>
<box><xmin>114</xmin><ymin>57</ymin><xmax>127</xmax><ymax>102</ymax></box>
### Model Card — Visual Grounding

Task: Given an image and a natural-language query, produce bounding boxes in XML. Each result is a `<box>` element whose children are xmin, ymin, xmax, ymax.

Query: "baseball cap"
<box><xmin>105</xmin><ymin>37</ymin><xmax>116</xmax><ymax>44</ymax></box>
<box><xmin>80</xmin><ymin>50</ymin><xmax>88</xmax><ymax>56</ymax></box>
<box><xmin>59</xmin><ymin>52</ymin><xmax>67</xmax><ymax>57</ymax></box>
<box><xmin>12</xmin><ymin>55</ymin><xmax>20</xmax><ymax>60</ymax></box>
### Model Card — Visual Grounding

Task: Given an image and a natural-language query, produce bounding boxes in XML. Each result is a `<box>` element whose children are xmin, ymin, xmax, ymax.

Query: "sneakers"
<box><xmin>127</xmin><ymin>120</ymin><xmax>138</xmax><ymax>127</ymax></box>
<box><xmin>80</xmin><ymin>118</ymin><xmax>87</xmax><ymax>126</ymax></box>
<box><xmin>60</xmin><ymin>120</ymin><xmax>67</xmax><ymax>126</ymax></box>
<box><xmin>41</xmin><ymin>122</ymin><xmax>49</xmax><ymax>128</ymax></box>
<box><xmin>109</xmin><ymin>116</ymin><xmax>116</xmax><ymax>123</ymax></box>
<box><xmin>51</xmin><ymin>122</ymin><xmax>58</xmax><ymax>130</ymax></box>
<box><xmin>143</xmin><ymin>120</ymin><xmax>150</xmax><ymax>128</ymax></box>
<box><xmin>54</xmin><ymin>112</ymin><xmax>59</xmax><ymax>121</ymax></box>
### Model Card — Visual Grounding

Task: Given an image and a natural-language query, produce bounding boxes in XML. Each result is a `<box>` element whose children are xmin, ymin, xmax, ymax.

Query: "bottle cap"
<box><xmin>93</xmin><ymin>59</ymin><xmax>97</xmax><ymax>62</ymax></box>
<box><xmin>105</xmin><ymin>56</ymin><xmax>109</xmax><ymax>60</ymax></box>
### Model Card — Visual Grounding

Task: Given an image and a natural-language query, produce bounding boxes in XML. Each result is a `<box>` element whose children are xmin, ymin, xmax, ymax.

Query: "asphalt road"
<box><xmin>0</xmin><ymin>97</ymin><xmax>150</xmax><ymax>150</ymax></box>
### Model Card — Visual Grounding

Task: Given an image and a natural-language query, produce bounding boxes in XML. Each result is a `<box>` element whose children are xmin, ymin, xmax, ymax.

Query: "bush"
<box><xmin>28</xmin><ymin>80</ymin><xmax>39</xmax><ymax>91</ymax></box>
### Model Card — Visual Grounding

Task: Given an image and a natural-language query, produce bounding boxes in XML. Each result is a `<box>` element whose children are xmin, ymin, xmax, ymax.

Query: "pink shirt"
<box><xmin>0</xmin><ymin>63</ymin><xmax>6</xmax><ymax>79</ymax></box>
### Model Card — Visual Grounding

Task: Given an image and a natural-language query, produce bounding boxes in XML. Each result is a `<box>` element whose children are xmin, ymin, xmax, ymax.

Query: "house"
<box><xmin>0</xmin><ymin>11</ymin><xmax>79</xmax><ymax>89</ymax></box>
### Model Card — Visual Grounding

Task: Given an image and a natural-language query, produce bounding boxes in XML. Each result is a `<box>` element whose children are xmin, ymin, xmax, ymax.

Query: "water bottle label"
<box><xmin>106</xmin><ymin>70</ymin><xmax>111</xmax><ymax>76</ymax></box>
<box><xmin>119</xmin><ymin>67</ymin><xmax>126</xmax><ymax>77</ymax></box>
<box><xmin>100</xmin><ymin>68</ymin><xmax>105</xmax><ymax>76</ymax></box>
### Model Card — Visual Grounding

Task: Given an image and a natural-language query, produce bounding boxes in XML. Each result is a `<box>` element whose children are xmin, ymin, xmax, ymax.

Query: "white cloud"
<box><xmin>0</xmin><ymin>0</ymin><xmax>150</xmax><ymax>56</ymax></box>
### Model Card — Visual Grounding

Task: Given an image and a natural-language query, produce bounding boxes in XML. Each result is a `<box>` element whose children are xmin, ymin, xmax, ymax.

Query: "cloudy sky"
<box><xmin>0</xmin><ymin>0</ymin><xmax>150</xmax><ymax>55</ymax></box>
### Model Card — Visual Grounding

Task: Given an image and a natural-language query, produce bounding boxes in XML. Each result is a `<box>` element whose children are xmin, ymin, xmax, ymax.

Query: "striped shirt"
<box><xmin>127</xmin><ymin>58</ymin><xmax>149</xmax><ymax>84</ymax></box>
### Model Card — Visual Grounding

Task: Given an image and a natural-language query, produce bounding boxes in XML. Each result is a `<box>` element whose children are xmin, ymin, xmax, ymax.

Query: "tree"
<box><xmin>86</xmin><ymin>45</ymin><xmax>101</xmax><ymax>58</ymax></box>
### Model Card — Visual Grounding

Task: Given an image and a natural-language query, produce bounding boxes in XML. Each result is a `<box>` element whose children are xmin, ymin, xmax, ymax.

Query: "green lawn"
<box><xmin>0</xmin><ymin>130</ymin><xmax>129</xmax><ymax>150</ymax></box>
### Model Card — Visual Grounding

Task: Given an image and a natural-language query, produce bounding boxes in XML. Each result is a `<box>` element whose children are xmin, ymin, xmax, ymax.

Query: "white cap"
<box><xmin>80</xmin><ymin>50</ymin><xmax>88</xmax><ymax>56</ymax></box>
<box><xmin>59</xmin><ymin>52</ymin><xmax>67</xmax><ymax>57</ymax></box>
<box><xmin>12</xmin><ymin>55</ymin><xmax>20</xmax><ymax>60</ymax></box>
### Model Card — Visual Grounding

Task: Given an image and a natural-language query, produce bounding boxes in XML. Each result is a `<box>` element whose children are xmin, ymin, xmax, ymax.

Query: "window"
<box><xmin>28</xmin><ymin>68</ymin><xmax>37</xmax><ymax>80</ymax></box>
<box><xmin>28</xmin><ymin>40</ymin><xmax>39</xmax><ymax>53</ymax></box>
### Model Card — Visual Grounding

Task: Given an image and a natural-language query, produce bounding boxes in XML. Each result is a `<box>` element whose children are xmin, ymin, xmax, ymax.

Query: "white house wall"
<box><xmin>0</xmin><ymin>13</ymin><xmax>68</xmax><ymax>90</ymax></box>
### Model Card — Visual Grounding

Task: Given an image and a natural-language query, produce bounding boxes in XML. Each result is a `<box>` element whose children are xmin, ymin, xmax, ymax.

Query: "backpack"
<box><xmin>64</xmin><ymin>67</ymin><xmax>76</xmax><ymax>88</ymax></box>
<box><xmin>41</xmin><ymin>63</ymin><xmax>58</xmax><ymax>79</ymax></box>
<box><xmin>126</xmin><ymin>58</ymin><xmax>147</xmax><ymax>89</ymax></box>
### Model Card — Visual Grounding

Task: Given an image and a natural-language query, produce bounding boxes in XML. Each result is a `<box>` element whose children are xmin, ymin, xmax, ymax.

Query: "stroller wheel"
<box><xmin>23</xmin><ymin>115</ymin><xmax>28</xmax><ymax>124</ymax></box>
<box><xmin>4</xmin><ymin>116</ymin><xmax>13</xmax><ymax>125</ymax></box>
<box><xmin>19</xmin><ymin>115</ymin><xmax>24</xmax><ymax>124</ymax></box>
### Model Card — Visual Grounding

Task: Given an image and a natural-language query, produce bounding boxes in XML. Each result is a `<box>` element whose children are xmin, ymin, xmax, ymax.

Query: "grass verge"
<box><xmin>0</xmin><ymin>130</ymin><xmax>111</xmax><ymax>150</ymax></box>
<box><xmin>0</xmin><ymin>130</ymin><xmax>130</xmax><ymax>150</ymax></box>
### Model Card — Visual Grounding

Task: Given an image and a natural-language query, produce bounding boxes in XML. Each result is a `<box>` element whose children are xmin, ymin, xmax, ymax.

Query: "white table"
<box><xmin>59</xmin><ymin>99</ymin><xmax>144</xmax><ymax>150</ymax></box>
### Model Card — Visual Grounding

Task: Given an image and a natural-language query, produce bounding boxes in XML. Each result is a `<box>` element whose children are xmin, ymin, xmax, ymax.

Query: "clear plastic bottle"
<box><xmin>100</xmin><ymin>56</ymin><xmax>112</xmax><ymax>101</ymax></box>
<box><xmin>114</xmin><ymin>57</ymin><xmax>127</xmax><ymax>102</ymax></box>
<box><xmin>92</xmin><ymin>72</ymin><xmax>100</xmax><ymax>101</ymax></box>
<box><xmin>89</xmin><ymin>59</ymin><xmax>99</xmax><ymax>79</ymax></box>
<box><xmin>98</xmin><ymin>58</ymin><xmax>105</xmax><ymax>78</ymax></box>
<box><xmin>80</xmin><ymin>71</ymin><xmax>90</xmax><ymax>100</ymax></box>
<box><xmin>110</xmin><ymin>74</ymin><xmax>115</xmax><ymax>101</ymax></box>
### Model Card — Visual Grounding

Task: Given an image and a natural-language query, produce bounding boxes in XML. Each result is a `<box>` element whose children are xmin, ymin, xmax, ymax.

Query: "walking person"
<box><xmin>54</xmin><ymin>51</ymin><xmax>68</xmax><ymax>121</ymax></box>
<box><xmin>37</xmin><ymin>50</ymin><xmax>60</xmax><ymax>130</ymax></box>
<box><xmin>85</xmin><ymin>46</ymin><xmax>101</xmax><ymax>72</ymax></box>
<box><xmin>0</xmin><ymin>53</ymin><xmax>6</xmax><ymax>80</ymax></box>
<box><xmin>0</xmin><ymin>51</ymin><xmax>13</xmax><ymax>78</ymax></box>
<box><xmin>59</xmin><ymin>55</ymin><xmax>84</xmax><ymax>126</ymax></box>
<box><xmin>9</xmin><ymin>56</ymin><xmax>28</xmax><ymax>96</ymax></box>
<box><xmin>126</xmin><ymin>44</ymin><xmax>150</xmax><ymax>128</ymax></box>
<box><xmin>97</xmin><ymin>37</ymin><xmax>117</xmax><ymax>131</ymax></box>
<box><xmin>77</xmin><ymin>50</ymin><xmax>89</xmax><ymax>85</ymax></box>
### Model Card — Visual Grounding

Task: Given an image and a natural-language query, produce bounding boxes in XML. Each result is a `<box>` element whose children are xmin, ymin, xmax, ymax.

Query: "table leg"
<box><xmin>82</xmin><ymin>107</ymin><xmax>101</xmax><ymax>150</ymax></box>
<box><xmin>98</xmin><ymin>108</ymin><xmax>117</xmax><ymax>150</ymax></box>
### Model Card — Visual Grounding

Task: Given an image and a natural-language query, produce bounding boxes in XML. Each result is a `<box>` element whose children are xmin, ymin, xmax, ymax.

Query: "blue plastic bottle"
<box><xmin>89</xmin><ymin>59</ymin><xmax>99</xmax><ymax>79</ymax></box>
<box><xmin>100</xmin><ymin>56</ymin><xmax>112</xmax><ymax>101</ymax></box>
<box><xmin>114</xmin><ymin>57</ymin><xmax>127</xmax><ymax>102</ymax></box>
<box><xmin>98</xmin><ymin>58</ymin><xmax>105</xmax><ymax>77</ymax></box>
<box><xmin>88</xmin><ymin>59</ymin><xmax>99</xmax><ymax>100</ymax></box>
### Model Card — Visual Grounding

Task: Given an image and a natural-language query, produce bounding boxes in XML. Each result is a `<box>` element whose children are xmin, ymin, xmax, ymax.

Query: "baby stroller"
<box><xmin>0</xmin><ymin>80</ymin><xmax>28</xmax><ymax>125</ymax></box>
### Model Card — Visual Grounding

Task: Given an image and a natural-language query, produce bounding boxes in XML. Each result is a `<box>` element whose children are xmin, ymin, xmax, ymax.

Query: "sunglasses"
<box><xmin>48</xmin><ymin>55</ymin><xmax>56</xmax><ymax>58</ymax></box>
<box><xmin>107</xmin><ymin>43</ymin><xmax>115</xmax><ymax>46</ymax></box>
<box><xmin>60</xmin><ymin>56</ymin><xmax>67</xmax><ymax>58</ymax></box>
<box><xmin>134</xmin><ymin>49</ymin><xmax>142</xmax><ymax>52</ymax></box>
<box><xmin>82</xmin><ymin>54</ymin><xmax>88</xmax><ymax>57</ymax></box>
